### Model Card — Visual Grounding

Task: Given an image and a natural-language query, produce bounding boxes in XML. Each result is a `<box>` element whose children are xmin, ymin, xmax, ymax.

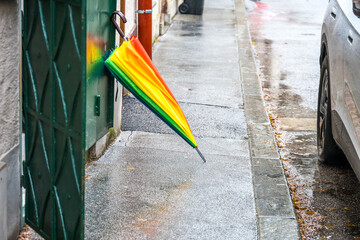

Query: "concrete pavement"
<box><xmin>85</xmin><ymin>0</ymin><xmax>300</xmax><ymax>239</ymax></box>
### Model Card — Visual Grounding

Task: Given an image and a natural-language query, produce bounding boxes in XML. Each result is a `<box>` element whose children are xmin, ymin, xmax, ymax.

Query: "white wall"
<box><xmin>152</xmin><ymin>0</ymin><xmax>182</xmax><ymax>40</ymax></box>
<box><xmin>0</xmin><ymin>1</ymin><xmax>20</xmax><ymax>155</ymax></box>
<box><xmin>125</xmin><ymin>0</ymin><xmax>137</xmax><ymax>36</ymax></box>
<box><xmin>0</xmin><ymin>0</ymin><xmax>21</xmax><ymax>238</ymax></box>
<box><xmin>152</xmin><ymin>0</ymin><xmax>161</xmax><ymax>40</ymax></box>
<box><xmin>168</xmin><ymin>0</ymin><xmax>178</xmax><ymax>19</ymax></box>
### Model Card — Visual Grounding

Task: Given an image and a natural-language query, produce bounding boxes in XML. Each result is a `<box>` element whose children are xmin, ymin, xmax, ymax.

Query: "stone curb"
<box><xmin>234</xmin><ymin>0</ymin><xmax>301</xmax><ymax>239</ymax></box>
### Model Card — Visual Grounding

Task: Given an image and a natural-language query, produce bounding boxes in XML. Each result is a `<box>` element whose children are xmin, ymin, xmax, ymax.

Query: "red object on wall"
<box><xmin>138</xmin><ymin>0</ymin><xmax>152</xmax><ymax>59</ymax></box>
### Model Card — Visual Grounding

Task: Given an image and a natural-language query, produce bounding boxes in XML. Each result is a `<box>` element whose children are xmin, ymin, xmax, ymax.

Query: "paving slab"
<box><xmin>259</xmin><ymin>217</ymin><xmax>300</xmax><ymax>240</ymax></box>
<box><xmin>252</xmin><ymin>158</ymin><xmax>295</xmax><ymax>217</ymax></box>
<box><xmin>244</xmin><ymin>95</ymin><xmax>269</xmax><ymax>124</ymax></box>
<box><xmin>242</xmin><ymin>72</ymin><xmax>263</xmax><ymax>96</ymax></box>
<box><xmin>247</xmin><ymin>123</ymin><xmax>279</xmax><ymax>159</ymax></box>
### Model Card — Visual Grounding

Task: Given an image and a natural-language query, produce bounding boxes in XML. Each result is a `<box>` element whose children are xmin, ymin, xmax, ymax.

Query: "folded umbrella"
<box><xmin>105</xmin><ymin>11</ymin><xmax>206</xmax><ymax>162</ymax></box>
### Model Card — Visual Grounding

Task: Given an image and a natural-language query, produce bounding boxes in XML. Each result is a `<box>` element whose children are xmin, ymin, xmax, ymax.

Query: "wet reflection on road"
<box><xmin>246</xmin><ymin>0</ymin><xmax>360</xmax><ymax>239</ymax></box>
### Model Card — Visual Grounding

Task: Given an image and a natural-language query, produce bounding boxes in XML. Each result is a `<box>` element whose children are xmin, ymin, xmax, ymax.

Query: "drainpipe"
<box><xmin>120</xmin><ymin>0</ymin><xmax>126</xmax><ymax>45</ymax></box>
<box><xmin>137</xmin><ymin>0</ymin><xmax>152</xmax><ymax>59</ymax></box>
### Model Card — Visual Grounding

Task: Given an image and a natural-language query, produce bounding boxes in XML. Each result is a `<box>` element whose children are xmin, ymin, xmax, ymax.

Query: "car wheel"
<box><xmin>179</xmin><ymin>3</ymin><xmax>190</xmax><ymax>14</ymax></box>
<box><xmin>317</xmin><ymin>56</ymin><xmax>343</xmax><ymax>164</ymax></box>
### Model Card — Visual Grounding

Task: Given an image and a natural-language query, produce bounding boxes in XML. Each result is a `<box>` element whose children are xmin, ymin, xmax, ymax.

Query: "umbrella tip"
<box><xmin>195</xmin><ymin>147</ymin><xmax>207</xmax><ymax>163</ymax></box>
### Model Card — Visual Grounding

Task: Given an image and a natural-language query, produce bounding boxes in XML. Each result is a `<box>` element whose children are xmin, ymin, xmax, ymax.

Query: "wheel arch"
<box><xmin>319</xmin><ymin>34</ymin><xmax>344</xmax><ymax>150</ymax></box>
<box><xmin>319</xmin><ymin>34</ymin><xmax>328</xmax><ymax>66</ymax></box>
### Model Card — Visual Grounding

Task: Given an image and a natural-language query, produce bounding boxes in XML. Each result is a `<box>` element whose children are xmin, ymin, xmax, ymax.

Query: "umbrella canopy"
<box><xmin>105</xmin><ymin>11</ymin><xmax>206</xmax><ymax>162</ymax></box>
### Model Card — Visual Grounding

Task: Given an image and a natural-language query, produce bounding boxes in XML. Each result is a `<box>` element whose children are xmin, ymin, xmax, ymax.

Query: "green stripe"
<box><xmin>105</xmin><ymin>58</ymin><xmax>197</xmax><ymax>148</ymax></box>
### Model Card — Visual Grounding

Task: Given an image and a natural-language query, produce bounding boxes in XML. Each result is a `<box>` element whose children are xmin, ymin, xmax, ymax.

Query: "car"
<box><xmin>318</xmin><ymin>0</ymin><xmax>360</xmax><ymax>179</ymax></box>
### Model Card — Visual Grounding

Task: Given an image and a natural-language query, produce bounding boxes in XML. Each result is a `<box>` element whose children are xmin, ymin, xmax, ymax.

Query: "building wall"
<box><xmin>0</xmin><ymin>0</ymin><xmax>21</xmax><ymax>239</ymax></box>
<box><xmin>152</xmin><ymin>0</ymin><xmax>183</xmax><ymax>39</ymax></box>
<box><xmin>125</xmin><ymin>0</ymin><xmax>137</xmax><ymax>36</ymax></box>
<box><xmin>0</xmin><ymin>2</ymin><xmax>20</xmax><ymax>154</ymax></box>
<box><xmin>152</xmin><ymin>0</ymin><xmax>161</xmax><ymax>40</ymax></box>
<box><xmin>168</xmin><ymin>0</ymin><xmax>180</xmax><ymax>19</ymax></box>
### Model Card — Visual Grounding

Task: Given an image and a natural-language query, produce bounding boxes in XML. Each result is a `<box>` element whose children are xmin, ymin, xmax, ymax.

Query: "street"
<box><xmin>246</xmin><ymin>0</ymin><xmax>360</xmax><ymax>239</ymax></box>
<box><xmin>16</xmin><ymin>0</ymin><xmax>360</xmax><ymax>239</ymax></box>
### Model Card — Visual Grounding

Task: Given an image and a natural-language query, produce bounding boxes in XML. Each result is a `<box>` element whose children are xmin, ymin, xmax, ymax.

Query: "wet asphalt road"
<box><xmin>246</xmin><ymin>0</ymin><xmax>360</xmax><ymax>239</ymax></box>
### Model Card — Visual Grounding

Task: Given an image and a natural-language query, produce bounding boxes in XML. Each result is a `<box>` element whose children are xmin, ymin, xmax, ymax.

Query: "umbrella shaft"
<box><xmin>195</xmin><ymin>148</ymin><xmax>206</xmax><ymax>163</ymax></box>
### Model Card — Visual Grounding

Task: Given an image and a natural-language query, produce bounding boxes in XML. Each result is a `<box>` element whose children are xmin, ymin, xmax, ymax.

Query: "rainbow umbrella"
<box><xmin>105</xmin><ymin>11</ymin><xmax>206</xmax><ymax>162</ymax></box>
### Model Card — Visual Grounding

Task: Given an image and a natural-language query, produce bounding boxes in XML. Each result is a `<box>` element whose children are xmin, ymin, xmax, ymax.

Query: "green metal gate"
<box><xmin>23</xmin><ymin>0</ymin><xmax>115</xmax><ymax>239</ymax></box>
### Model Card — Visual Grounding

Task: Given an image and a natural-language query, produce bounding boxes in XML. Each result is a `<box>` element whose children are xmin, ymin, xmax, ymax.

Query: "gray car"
<box><xmin>318</xmin><ymin>0</ymin><xmax>360</xmax><ymax>179</ymax></box>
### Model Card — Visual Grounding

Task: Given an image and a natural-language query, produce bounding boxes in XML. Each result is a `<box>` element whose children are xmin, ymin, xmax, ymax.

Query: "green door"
<box><xmin>23</xmin><ymin>0</ymin><xmax>115</xmax><ymax>239</ymax></box>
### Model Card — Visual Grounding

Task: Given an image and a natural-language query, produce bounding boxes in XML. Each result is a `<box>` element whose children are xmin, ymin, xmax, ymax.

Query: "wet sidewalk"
<box><xmin>85</xmin><ymin>0</ymin><xmax>298</xmax><ymax>239</ymax></box>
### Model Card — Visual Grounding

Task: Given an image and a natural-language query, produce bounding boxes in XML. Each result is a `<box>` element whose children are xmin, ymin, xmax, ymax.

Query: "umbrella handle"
<box><xmin>111</xmin><ymin>11</ymin><xmax>128</xmax><ymax>41</ymax></box>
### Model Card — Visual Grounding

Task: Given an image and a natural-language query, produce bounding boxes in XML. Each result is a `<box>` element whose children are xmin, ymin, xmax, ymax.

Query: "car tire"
<box><xmin>317</xmin><ymin>55</ymin><xmax>343</xmax><ymax>164</ymax></box>
<box><xmin>179</xmin><ymin>3</ymin><xmax>190</xmax><ymax>14</ymax></box>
